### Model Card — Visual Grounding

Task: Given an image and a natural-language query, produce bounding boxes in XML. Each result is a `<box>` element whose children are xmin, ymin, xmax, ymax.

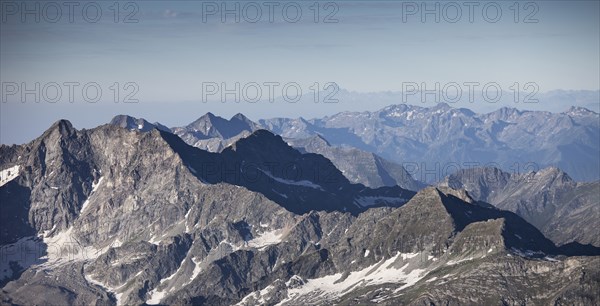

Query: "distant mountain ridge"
<box><xmin>260</xmin><ymin>103</ymin><xmax>600</xmax><ymax>182</ymax></box>
<box><xmin>108</xmin><ymin>102</ymin><xmax>600</xmax><ymax>186</ymax></box>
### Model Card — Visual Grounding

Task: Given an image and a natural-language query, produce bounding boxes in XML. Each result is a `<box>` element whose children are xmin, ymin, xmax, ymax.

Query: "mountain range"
<box><xmin>1</xmin><ymin>104</ymin><xmax>599</xmax><ymax>305</ymax></box>
<box><xmin>117</xmin><ymin>112</ymin><xmax>424</xmax><ymax>191</ymax></box>
<box><xmin>108</xmin><ymin>106</ymin><xmax>600</xmax><ymax>247</ymax></box>
<box><xmin>114</xmin><ymin>103</ymin><xmax>600</xmax><ymax>183</ymax></box>
<box><xmin>261</xmin><ymin>103</ymin><xmax>600</xmax><ymax>183</ymax></box>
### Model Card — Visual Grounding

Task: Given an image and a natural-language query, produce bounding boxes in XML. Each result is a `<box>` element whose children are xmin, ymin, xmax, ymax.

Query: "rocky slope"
<box><xmin>162</xmin><ymin>128</ymin><xmax>415</xmax><ymax>215</ymax></box>
<box><xmin>286</xmin><ymin>135</ymin><xmax>425</xmax><ymax>191</ymax></box>
<box><xmin>440</xmin><ymin>167</ymin><xmax>600</xmax><ymax>247</ymax></box>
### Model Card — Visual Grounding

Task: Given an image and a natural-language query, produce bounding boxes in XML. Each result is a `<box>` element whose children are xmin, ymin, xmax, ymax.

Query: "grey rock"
<box><xmin>287</xmin><ymin>135</ymin><xmax>425</xmax><ymax>191</ymax></box>
<box><xmin>440</xmin><ymin>166</ymin><xmax>600</xmax><ymax>247</ymax></box>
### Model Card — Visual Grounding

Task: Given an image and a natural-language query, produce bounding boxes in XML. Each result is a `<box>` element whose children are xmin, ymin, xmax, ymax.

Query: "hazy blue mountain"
<box><xmin>260</xmin><ymin>103</ymin><xmax>600</xmax><ymax>182</ymax></box>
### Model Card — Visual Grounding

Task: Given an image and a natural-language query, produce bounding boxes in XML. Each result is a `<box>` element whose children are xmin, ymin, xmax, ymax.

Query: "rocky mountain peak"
<box><xmin>110</xmin><ymin>114</ymin><xmax>147</xmax><ymax>131</ymax></box>
<box><xmin>109</xmin><ymin>114</ymin><xmax>137</xmax><ymax>125</ymax></box>
<box><xmin>226</xmin><ymin>129</ymin><xmax>292</xmax><ymax>154</ymax></box>
<box><xmin>284</xmin><ymin>134</ymin><xmax>424</xmax><ymax>190</ymax></box>
<box><xmin>44</xmin><ymin>119</ymin><xmax>76</xmax><ymax>139</ymax></box>
<box><xmin>184</xmin><ymin>112</ymin><xmax>259</xmax><ymax>140</ymax></box>
<box><xmin>186</xmin><ymin>112</ymin><xmax>217</xmax><ymax>128</ymax></box>
<box><xmin>486</xmin><ymin>106</ymin><xmax>522</xmax><ymax>121</ymax></box>
<box><xmin>436</xmin><ymin>186</ymin><xmax>475</xmax><ymax>204</ymax></box>
<box><xmin>109</xmin><ymin>115</ymin><xmax>170</xmax><ymax>133</ymax></box>
<box><xmin>401</xmin><ymin>187</ymin><xmax>448</xmax><ymax>212</ymax></box>
<box><xmin>441</xmin><ymin>167</ymin><xmax>512</xmax><ymax>199</ymax></box>
<box><xmin>533</xmin><ymin>166</ymin><xmax>573</xmax><ymax>182</ymax></box>
<box><xmin>230</xmin><ymin>112</ymin><xmax>252</xmax><ymax>123</ymax></box>
<box><xmin>383</xmin><ymin>103</ymin><xmax>411</xmax><ymax>113</ymax></box>
<box><xmin>565</xmin><ymin>105</ymin><xmax>597</xmax><ymax>116</ymax></box>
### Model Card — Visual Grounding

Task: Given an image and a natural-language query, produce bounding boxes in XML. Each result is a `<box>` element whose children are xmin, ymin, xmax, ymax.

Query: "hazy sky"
<box><xmin>1</xmin><ymin>0</ymin><xmax>599</xmax><ymax>144</ymax></box>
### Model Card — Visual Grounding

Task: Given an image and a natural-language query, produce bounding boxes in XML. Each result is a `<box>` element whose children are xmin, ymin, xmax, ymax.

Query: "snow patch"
<box><xmin>148</xmin><ymin>235</ymin><xmax>162</xmax><ymax>245</ymax></box>
<box><xmin>42</xmin><ymin>227</ymin><xmax>111</xmax><ymax>265</ymax></box>
<box><xmin>146</xmin><ymin>259</ymin><xmax>187</xmax><ymax>304</ymax></box>
<box><xmin>184</xmin><ymin>208</ymin><xmax>194</xmax><ymax>233</ymax></box>
<box><xmin>401</xmin><ymin>252</ymin><xmax>419</xmax><ymax>260</ymax></box>
<box><xmin>511</xmin><ymin>248</ymin><xmax>546</xmax><ymax>258</ymax></box>
<box><xmin>81</xmin><ymin>177</ymin><xmax>104</xmax><ymax>213</ymax></box>
<box><xmin>147</xmin><ymin>254</ymin><xmax>204</xmax><ymax>305</ymax></box>
<box><xmin>0</xmin><ymin>165</ymin><xmax>20</xmax><ymax>187</ymax></box>
<box><xmin>447</xmin><ymin>257</ymin><xmax>474</xmax><ymax>265</ymax></box>
<box><xmin>276</xmin><ymin>252</ymin><xmax>426</xmax><ymax>304</ymax></box>
<box><xmin>259</xmin><ymin>169</ymin><xmax>323</xmax><ymax>190</ymax></box>
<box><xmin>426</xmin><ymin>276</ymin><xmax>438</xmax><ymax>283</ymax></box>
<box><xmin>42</xmin><ymin>224</ymin><xmax>58</xmax><ymax>238</ymax></box>
<box><xmin>272</xmin><ymin>189</ymin><xmax>289</xmax><ymax>199</ymax></box>
<box><xmin>85</xmin><ymin>273</ymin><xmax>128</xmax><ymax>305</ymax></box>
<box><xmin>238</xmin><ymin>283</ymin><xmax>279</xmax><ymax>305</ymax></box>
<box><xmin>92</xmin><ymin>177</ymin><xmax>103</xmax><ymax>191</ymax></box>
<box><xmin>247</xmin><ymin>229</ymin><xmax>285</xmax><ymax>250</ymax></box>
<box><xmin>189</xmin><ymin>257</ymin><xmax>203</xmax><ymax>282</ymax></box>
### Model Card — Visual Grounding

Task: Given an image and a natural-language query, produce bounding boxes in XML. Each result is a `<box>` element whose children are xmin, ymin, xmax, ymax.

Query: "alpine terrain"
<box><xmin>1</xmin><ymin>111</ymin><xmax>599</xmax><ymax>305</ymax></box>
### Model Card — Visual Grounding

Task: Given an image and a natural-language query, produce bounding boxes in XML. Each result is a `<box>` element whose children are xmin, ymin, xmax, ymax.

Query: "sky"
<box><xmin>1</xmin><ymin>0</ymin><xmax>599</xmax><ymax>144</ymax></box>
